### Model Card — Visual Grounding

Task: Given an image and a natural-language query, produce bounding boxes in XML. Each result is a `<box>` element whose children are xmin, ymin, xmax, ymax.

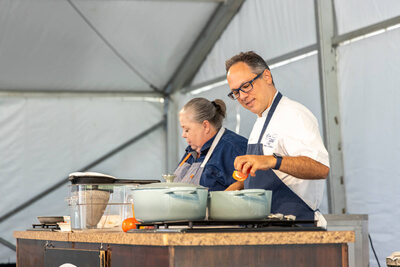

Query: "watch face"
<box><xmin>273</xmin><ymin>153</ymin><xmax>282</xmax><ymax>158</ymax></box>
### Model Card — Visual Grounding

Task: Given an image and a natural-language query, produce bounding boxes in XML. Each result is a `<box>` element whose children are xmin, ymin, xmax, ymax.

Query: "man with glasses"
<box><xmin>225</xmin><ymin>51</ymin><xmax>329</xmax><ymax>227</ymax></box>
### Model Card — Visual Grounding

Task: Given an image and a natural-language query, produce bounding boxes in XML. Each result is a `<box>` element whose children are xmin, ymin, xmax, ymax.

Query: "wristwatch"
<box><xmin>273</xmin><ymin>153</ymin><xmax>283</xmax><ymax>170</ymax></box>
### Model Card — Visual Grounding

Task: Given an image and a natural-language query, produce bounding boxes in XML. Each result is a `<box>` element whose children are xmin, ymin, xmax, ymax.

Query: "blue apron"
<box><xmin>244</xmin><ymin>92</ymin><xmax>314</xmax><ymax>221</ymax></box>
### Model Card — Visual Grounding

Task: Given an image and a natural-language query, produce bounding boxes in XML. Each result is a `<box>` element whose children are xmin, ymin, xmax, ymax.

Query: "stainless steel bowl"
<box><xmin>37</xmin><ymin>216</ymin><xmax>64</xmax><ymax>224</ymax></box>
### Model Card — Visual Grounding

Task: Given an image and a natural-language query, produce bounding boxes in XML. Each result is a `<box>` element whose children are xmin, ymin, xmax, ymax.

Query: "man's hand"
<box><xmin>234</xmin><ymin>155</ymin><xmax>275</xmax><ymax>177</ymax></box>
<box><xmin>234</xmin><ymin>155</ymin><xmax>329</xmax><ymax>180</ymax></box>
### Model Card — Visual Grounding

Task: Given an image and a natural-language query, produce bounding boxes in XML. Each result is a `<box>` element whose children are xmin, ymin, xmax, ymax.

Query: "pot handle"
<box><xmin>163</xmin><ymin>187</ymin><xmax>197</xmax><ymax>194</ymax></box>
<box><xmin>232</xmin><ymin>189</ymin><xmax>266</xmax><ymax>196</ymax></box>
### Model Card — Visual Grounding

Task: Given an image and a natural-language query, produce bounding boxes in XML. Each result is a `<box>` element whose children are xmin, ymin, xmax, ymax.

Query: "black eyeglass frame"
<box><xmin>227</xmin><ymin>72</ymin><xmax>264</xmax><ymax>100</ymax></box>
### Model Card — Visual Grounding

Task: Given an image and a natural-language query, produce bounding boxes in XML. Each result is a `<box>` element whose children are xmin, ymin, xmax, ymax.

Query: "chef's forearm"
<box><xmin>278</xmin><ymin>156</ymin><xmax>329</xmax><ymax>180</ymax></box>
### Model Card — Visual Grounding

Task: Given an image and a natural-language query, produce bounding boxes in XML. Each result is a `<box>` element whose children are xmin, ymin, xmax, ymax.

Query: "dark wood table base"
<box><xmin>17</xmin><ymin>239</ymin><xmax>348</xmax><ymax>267</ymax></box>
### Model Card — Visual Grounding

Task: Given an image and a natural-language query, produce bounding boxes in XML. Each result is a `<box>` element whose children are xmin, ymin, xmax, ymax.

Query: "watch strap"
<box><xmin>273</xmin><ymin>153</ymin><xmax>282</xmax><ymax>170</ymax></box>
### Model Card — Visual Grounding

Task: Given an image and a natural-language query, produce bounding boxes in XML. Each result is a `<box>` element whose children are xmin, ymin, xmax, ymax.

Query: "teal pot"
<box><xmin>208</xmin><ymin>189</ymin><xmax>272</xmax><ymax>221</ymax></box>
<box><xmin>131</xmin><ymin>183</ymin><xmax>208</xmax><ymax>222</ymax></box>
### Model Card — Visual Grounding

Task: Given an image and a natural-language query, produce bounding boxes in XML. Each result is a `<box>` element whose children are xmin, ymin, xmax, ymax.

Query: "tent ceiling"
<box><xmin>0</xmin><ymin>0</ymin><xmax>237</xmax><ymax>94</ymax></box>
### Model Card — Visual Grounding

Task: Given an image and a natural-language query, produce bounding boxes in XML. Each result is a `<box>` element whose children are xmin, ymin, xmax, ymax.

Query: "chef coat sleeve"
<box><xmin>279</xmin><ymin>106</ymin><xmax>330</xmax><ymax>167</ymax></box>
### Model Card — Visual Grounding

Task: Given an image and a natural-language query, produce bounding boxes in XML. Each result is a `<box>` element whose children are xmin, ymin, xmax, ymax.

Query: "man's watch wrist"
<box><xmin>273</xmin><ymin>153</ymin><xmax>282</xmax><ymax>170</ymax></box>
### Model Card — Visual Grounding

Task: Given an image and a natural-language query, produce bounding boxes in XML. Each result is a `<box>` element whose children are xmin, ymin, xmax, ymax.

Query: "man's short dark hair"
<box><xmin>225</xmin><ymin>51</ymin><xmax>270</xmax><ymax>73</ymax></box>
<box><xmin>225</xmin><ymin>51</ymin><xmax>274</xmax><ymax>85</ymax></box>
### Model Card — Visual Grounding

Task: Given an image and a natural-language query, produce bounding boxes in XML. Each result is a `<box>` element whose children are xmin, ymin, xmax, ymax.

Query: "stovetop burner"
<box><xmin>27</xmin><ymin>223</ymin><xmax>61</xmax><ymax>231</ymax></box>
<box><xmin>129</xmin><ymin>219</ymin><xmax>324</xmax><ymax>233</ymax></box>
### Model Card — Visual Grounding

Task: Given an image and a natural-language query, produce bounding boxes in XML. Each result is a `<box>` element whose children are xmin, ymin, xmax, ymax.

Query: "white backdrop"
<box><xmin>337</xmin><ymin>27</ymin><xmax>400</xmax><ymax>266</ymax></box>
<box><xmin>0</xmin><ymin>97</ymin><xmax>165</xmax><ymax>262</ymax></box>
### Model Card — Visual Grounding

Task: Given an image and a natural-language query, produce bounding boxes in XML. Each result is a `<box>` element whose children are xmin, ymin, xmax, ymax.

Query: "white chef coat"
<box><xmin>248</xmin><ymin>93</ymin><xmax>329</xmax><ymax>227</ymax></box>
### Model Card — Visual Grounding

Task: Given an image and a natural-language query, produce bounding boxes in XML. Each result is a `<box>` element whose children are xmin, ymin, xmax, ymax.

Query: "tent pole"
<box><xmin>0</xmin><ymin>237</ymin><xmax>16</xmax><ymax>252</ymax></box>
<box><xmin>314</xmin><ymin>0</ymin><xmax>347</xmax><ymax>214</ymax></box>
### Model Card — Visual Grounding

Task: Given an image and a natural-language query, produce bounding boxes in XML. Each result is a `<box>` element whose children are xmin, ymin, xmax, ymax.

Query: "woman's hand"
<box><xmin>225</xmin><ymin>181</ymin><xmax>244</xmax><ymax>191</ymax></box>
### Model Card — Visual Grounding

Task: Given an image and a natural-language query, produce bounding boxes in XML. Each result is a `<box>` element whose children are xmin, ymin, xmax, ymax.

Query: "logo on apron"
<box><xmin>263</xmin><ymin>133</ymin><xmax>277</xmax><ymax>148</ymax></box>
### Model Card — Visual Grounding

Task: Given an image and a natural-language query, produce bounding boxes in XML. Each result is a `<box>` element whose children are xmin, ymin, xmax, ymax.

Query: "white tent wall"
<box><xmin>337</xmin><ymin>27</ymin><xmax>400</xmax><ymax>266</ymax></box>
<box><xmin>0</xmin><ymin>97</ymin><xmax>165</xmax><ymax>262</ymax></box>
<box><xmin>334</xmin><ymin>0</ymin><xmax>400</xmax><ymax>34</ymax></box>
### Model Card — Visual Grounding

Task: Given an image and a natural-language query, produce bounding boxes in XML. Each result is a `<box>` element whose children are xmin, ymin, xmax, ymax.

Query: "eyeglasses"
<box><xmin>227</xmin><ymin>72</ymin><xmax>263</xmax><ymax>100</ymax></box>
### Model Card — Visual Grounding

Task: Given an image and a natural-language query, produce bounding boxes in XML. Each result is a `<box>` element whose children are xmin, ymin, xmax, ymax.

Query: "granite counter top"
<box><xmin>14</xmin><ymin>230</ymin><xmax>354</xmax><ymax>246</ymax></box>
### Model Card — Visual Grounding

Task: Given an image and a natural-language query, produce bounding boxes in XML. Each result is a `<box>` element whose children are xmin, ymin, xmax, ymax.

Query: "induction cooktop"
<box><xmin>129</xmin><ymin>219</ymin><xmax>325</xmax><ymax>233</ymax></box>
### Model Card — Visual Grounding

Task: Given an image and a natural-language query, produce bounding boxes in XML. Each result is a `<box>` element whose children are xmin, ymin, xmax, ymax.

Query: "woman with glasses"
<box><xmin>225</xmin><ymin>51</ymin><xmax>330</xmax><ymax>227</ymax></box>
<box><xmin>173</xmin><ymin>97</ymin><xmax>248</xmax><ymax>191</ymax></box>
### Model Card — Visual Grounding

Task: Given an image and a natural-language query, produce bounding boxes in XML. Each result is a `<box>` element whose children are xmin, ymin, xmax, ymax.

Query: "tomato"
<box><xmin>122</xmin><ymin>217</ymin><xmax>139</xmax><ymax>232</ymax></box>
<box><xmin>232</xmin><ymin>170</ymin><xmax>248</xmax><ymax>181</ymax></box>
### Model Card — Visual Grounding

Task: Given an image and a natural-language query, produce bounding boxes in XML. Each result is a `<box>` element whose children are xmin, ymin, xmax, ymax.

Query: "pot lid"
<box><xmin>132</xmin><ymin>182</ymin><xmax>208</xmax><ymax>190</ymax></box>
<box><xmin>68</xmin><ymin>172</ymin><xmax>117</xmax><ymax>179</ymax></box>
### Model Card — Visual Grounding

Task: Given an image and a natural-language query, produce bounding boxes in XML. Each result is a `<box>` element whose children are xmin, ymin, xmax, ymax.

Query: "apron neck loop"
<box><xmin>200</xmin><ymin>127</ymin><xmax>225</xmax><ymax>168</ymax></box>
<box><xmin>257</xmin><ymin>92</ymin><xmax>282</xmax><ymax>143</ymax></box>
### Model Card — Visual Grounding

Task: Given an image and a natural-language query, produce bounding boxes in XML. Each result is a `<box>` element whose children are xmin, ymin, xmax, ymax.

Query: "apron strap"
<box><xmin>257</xmin><ymin>92</ymin><xmax>282</xmax><ymax>143</ymax></box>
<box><xmin>200</xmin><ymin>127</ymin><xmax>225</xmax><ymax>168</ymax></box>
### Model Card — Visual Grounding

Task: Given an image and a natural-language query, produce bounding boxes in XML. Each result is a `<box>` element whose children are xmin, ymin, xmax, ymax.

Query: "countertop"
<box><xmin>14</xmin><ymin>229</ymin><xmax>355</xmax><ymax>246</ymax></box>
